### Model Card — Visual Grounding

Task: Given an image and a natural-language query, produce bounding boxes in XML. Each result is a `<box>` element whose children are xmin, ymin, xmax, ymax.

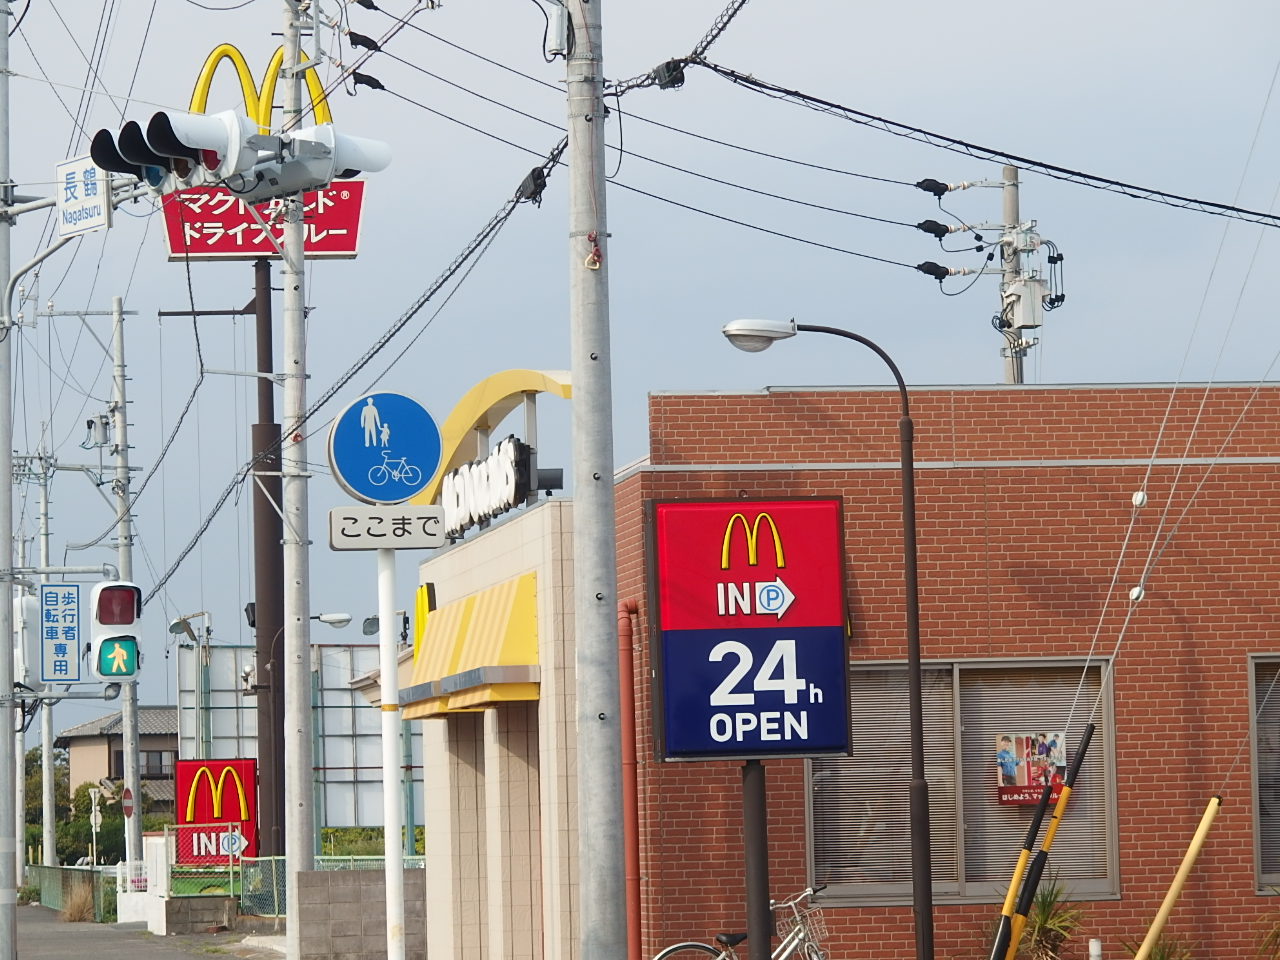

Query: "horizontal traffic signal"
<box><xmin>89</xmin><ymin>111</ymin><xmax>390</xmax><ymax>203</ymax></box>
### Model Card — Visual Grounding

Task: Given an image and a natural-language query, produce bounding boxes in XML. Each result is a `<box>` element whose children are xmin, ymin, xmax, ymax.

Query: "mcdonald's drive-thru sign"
<box><xmin>648</xmin><ymin>498</ymin><xmax>851</xmax><ymax>761</ymax></box>
<box><xmin>159</xmin><ymin>44</ymin><xmax>365</xmax><ymax>261</ymax></box>
<box><xmin>175</xmin><ymin>758</ymin><xmax>258</xmax><ymax>863</ymax></box>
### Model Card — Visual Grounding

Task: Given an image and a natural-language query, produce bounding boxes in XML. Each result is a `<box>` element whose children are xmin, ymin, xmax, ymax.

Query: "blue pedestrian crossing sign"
<box><xmin>328</xmin><ymin>392</ymin><xmax>442</xmax><ymax>505</ymax></box>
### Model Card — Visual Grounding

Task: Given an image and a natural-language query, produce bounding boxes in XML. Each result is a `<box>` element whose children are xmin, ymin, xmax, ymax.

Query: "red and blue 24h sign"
<box><xmin>650</xmin><ymin>498</ymin><xmax>850</xmax><ymax>760</ymax></box>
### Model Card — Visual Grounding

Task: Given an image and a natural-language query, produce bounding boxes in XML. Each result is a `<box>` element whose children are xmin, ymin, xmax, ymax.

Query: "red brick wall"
<box><xmin>618</xmin><ymin>384</ymin><xmax>1280</xmax><ymax>959</ymax></box>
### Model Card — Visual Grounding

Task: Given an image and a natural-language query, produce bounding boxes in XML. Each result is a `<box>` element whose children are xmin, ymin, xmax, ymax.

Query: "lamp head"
<box><xmin>314</xmin><ymin>612</ymin><xmax>352</xmax><ymax>628</ymax></box>
<box><xmin>167</xmin><ymin>618</ymin><xmax>187</xmax><ymax>635</ymax></box>
<box><xmin>721</xmin><ymin>317</ymin><xmax>797</xmax><ymax>353</ymax></box>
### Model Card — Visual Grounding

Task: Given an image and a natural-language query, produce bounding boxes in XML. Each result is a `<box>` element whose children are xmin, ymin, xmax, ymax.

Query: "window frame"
<box><xmin>1250</xmin><ymin>655</ymin><xmax>1280</xmax><ymax>891</ymax></box>
<box><xmin>805</xmin><ymin>656</ymin><xmax>1119</xmax><ymax>906</ymax></box>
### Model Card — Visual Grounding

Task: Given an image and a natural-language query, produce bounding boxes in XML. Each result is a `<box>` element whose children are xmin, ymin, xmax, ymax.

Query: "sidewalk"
<box><xmin>15</xmin><ymin>903</ymin><xmax>284</xmax><ymax>959</ymax></box>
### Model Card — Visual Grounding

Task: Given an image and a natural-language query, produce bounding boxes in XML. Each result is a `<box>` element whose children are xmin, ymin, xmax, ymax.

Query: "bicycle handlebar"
<box><xmin>768</xmin><ymin>885</ymin><xmax>827</xmax><ymax>910</ymax></box>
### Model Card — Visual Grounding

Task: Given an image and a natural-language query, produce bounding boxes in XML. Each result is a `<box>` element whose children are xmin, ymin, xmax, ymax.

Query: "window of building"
<box><xmin>141</xmin><ymin>751</ymin><xmax>175</xmax><ymax>778</ymax></box>
<box><xmin>111</xmin><ymin>749</ymin><xmax>175</xmax><ymax>780</ymax></box>
<box><xmin>809</xmin><ymin>660</ymin><xmax>1116</xmax><ymax>902</ymax></box>
<box><xmin>1252</xmin><ymin>658</ymin><xmax>1280</xmax><ymax>886</ymax></box>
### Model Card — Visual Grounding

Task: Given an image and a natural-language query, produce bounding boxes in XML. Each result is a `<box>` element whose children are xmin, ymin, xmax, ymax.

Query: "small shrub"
<box><xmin>60</xmin><ymin>882</ymin><xmax>94</xmax><ymax>922</ymax></box>
<box><xmin>1121</xmin><ymin>934</ymin><xmax>1196</xmax><ymax>960</ymax></box>
<box><xmin>1019</xmin><ymin>873</ymin><xmax>1085</xmax><ymax>960</ymax></box>
<box><xmin>16</xmin><ymin>885</ymin><xmax>38</xmax><ymax>906</ymax></box>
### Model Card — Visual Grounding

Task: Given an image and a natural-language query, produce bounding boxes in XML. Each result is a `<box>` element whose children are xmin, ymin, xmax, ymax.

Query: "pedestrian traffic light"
<box><xmin>89</xmin><ymin>581</ymin><xmax>142</xmax><ymax>682</ymax></box>
<box><xmin>89</xmin><ymin>110</ymin><xmax>390</xmax><ymax>204</ymax></box>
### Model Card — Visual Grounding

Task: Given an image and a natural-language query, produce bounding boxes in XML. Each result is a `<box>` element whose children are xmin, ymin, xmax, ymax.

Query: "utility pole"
<box><xmin>251</xmin><ymin>259</ymin><xmax>285</xmax><ymax>858</ymax></box>
<box><xmin>1000</xmin><ymin>166</ymin><xmax>1024</xmax><ymax>384</ymax></box>
<box><xmin>36</xmin><ymin>458</ymin><xmax>54</xmax><ymax>866</ymax></box>
<box><xmin>566</xmin><ymin>2</ymin><xmax>625</xmax><ymax>957</ymax></box>
<box><xmin>281</xmin><ymin>4</ymin><xmax>314</xmax><ymax>958</ymax></box>
<box><xmin>0</xmin><ymin>0</ymin><xmax>18</xmax><ymax>953</ymax></box>
<box><xmin>12</xmin><ymin>537</ymin><xmax>24</xmax><ymax>887</ymax></box>
<box><xmin>110</xmin><ymin>295</ymin><xmax>142</xmax><ymax>863</ymax></box>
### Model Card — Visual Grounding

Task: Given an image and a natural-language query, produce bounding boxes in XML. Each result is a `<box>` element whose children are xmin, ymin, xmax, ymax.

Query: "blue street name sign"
<box><xmin>328</xmin><ymin>392</ymin><xmax>442</xmax><ymax>505</ymax></box>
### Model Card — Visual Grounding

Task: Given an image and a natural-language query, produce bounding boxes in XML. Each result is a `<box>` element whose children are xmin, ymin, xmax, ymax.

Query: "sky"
<box><xmin>8</xmin><ymin>0</ymin><xmax>1280</xmax><ymax>735</ymax></box>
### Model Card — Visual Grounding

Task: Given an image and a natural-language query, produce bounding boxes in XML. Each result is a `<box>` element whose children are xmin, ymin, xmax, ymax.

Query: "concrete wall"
<box><xmin>416</xmin><ymin>499</ymin><xmax>578</xmax><ymax>960</ymax></box>
<box><xmin>296</xmin><ymin>869</ymin><xmax>426</xmax><ymax>960</ymax></box>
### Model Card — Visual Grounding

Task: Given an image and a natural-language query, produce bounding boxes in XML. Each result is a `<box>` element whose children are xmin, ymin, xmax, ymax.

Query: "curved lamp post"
<box><xmin>722</xmin><ymin>318</ymin><xmax>934</xmax><ymax>960</ymax></box>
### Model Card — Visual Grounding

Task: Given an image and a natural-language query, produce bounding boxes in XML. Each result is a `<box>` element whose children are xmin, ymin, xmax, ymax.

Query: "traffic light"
<box><xmin>89</xmin><ymin>110</ymin><xmax>390</xmax><ymax>204</ymax></box>
<box><xmin>89</xmin><ymin>581</ymin><xmax>142</xmax><ymax>682</ymax></box>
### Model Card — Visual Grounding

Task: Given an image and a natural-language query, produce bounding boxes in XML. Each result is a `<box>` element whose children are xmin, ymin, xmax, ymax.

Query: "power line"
<box><xmin>380</xmin><ymin>10</ymin><xmax>912</xmax><ymax>187</ymax></box>
<box><xmin>143</xmin><ymin>136</ymin><xmax>569</xmax><ymax>605</ymax></box>
<box><xmin>694</xmin><ymin>58</ymin><xmax>1280</xmax><ymax>230</ymax></box>
<box><xmin>377</xmin><ymin>52</ymin><xmax>917</xmax><ymax>229</ymax></box>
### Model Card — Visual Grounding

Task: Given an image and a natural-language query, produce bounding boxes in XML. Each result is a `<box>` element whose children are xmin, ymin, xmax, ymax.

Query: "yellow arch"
<box><xmin>189</xmin><ymin>43</ymin><xmax>333</xmax><ymax>133</ymax></box>
<box><xmin>409</xmin><ymin>369</ymin><xmax>572</xmax><ymax>507</ymax></box>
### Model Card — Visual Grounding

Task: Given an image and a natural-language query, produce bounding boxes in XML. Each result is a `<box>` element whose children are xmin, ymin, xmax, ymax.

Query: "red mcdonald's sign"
<box><xmin>175</xmin><ymin>758</ymin><xmax>258</xmax><ymax>862</ymax></box>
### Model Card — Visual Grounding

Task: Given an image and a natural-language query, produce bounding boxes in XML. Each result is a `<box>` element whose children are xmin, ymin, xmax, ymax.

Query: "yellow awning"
<box><xmin>402</xmin><ymin>571</ymin><xmax>539</xmax><ymax>719</ymax></box>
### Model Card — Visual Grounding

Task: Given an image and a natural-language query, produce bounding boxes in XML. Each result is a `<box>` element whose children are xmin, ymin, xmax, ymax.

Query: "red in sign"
<box><xmin>160</xmin><ymin>181</ymin><xmax>366</xmax><ymax>261</ymax></box>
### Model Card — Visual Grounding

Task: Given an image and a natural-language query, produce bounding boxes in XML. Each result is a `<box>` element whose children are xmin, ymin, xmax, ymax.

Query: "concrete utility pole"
<box><xmin>566</xmin><ymin>2</ymin><xmax>626</xmax><ymax>956</ymax></box>
<box><xmin>280</xmin><ymin>4</ymin><xmax>314</xmax><ymax>957</ymax></box>
<box><xmin>251</xmin><ymin>259</ymin><xmax>286</xmax><ymax>858</ymax></box>
<box><xmin>1001</xmin><ymin>166</ymin><xmax>1024</xmax><ymax>385</ymax></box>
<box><xmin>111</xmin><ymin>295</ymin><xmax>142</xmax><ymax>863</ymax></box>
<box><xmin>37</xmin><ymin>461</ymin><xmax>54</xmax><ymax>866</ymax></box>
<box><xmin>0</xmin><ymin>0</ymin><xmax>18</xmax><ymax>952</ymax></box>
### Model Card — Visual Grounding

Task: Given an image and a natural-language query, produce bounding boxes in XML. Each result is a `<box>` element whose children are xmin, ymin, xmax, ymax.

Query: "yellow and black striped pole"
<box><xmin>992</xmin><ymin>722</ymin><xmax>1095</xmax><ymax>960</ymax></box>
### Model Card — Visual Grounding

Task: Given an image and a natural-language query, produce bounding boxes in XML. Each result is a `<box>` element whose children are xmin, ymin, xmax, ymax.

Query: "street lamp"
<box><xmin>722</xmin><ymin>317</ymin><xmax>935</xmax><ymax>960</ymax></box>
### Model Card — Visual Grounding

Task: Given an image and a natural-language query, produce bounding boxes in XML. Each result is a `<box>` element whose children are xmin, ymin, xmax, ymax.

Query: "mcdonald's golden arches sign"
<box><xmin>175</xmin><ymin>758</ymin><xmax>258</xmax><ymax>862</ymax></box>
<box><xmin>159</xmin><ymin>44</ymin><xmax>365</xmax><ymax>261</ymax></box>
<box><xmin>648</xmin><ymin>498</ymin><xmax>850</xmax><ymax>760</ymax></box>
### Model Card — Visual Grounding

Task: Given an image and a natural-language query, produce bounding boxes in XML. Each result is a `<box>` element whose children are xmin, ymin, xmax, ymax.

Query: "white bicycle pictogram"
<box><xmin>368</xmin><ymin>451</ymin><xmax>423</xmax><ymax>487</ymax></box>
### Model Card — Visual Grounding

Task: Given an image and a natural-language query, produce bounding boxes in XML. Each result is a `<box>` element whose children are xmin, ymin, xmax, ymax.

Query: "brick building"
<box><xmin>617</xmin><ymin>382</ymin><xmax>1280</xmax><ymax>959</ymax></box>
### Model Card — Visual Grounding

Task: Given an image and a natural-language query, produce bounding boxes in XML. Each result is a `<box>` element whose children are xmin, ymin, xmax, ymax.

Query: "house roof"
<box><xmin>55</xmin><ymin>705</ymin><xmax>178</xmax><ymax>745</ymax></box>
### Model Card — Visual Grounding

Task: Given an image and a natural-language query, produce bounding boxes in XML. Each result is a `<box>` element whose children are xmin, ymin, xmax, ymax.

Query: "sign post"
<box><xmin>327</xmin><ymin>392</ymin><xmax>442</xmax><ymax>960</ymax></box>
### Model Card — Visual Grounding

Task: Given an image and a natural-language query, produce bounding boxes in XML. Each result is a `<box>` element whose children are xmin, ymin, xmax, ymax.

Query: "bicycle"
<box><xmin>367</xmin><ymin>450</ymin><xmax>423</xmax><ymax>487</ymax></box>
<box><xmin>653</xmin><ymin>886</ymin><xmax>828</xmax><ymax>960</ymax></box>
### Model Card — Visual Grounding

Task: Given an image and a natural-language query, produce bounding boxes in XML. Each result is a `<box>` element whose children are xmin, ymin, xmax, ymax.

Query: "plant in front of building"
<box><xmin>1259</xmin><ymin>894</ymin><xmax>1280</xmax><ymax>958</ymax></box>
<box><xmin>1019</xmin><ymin>872</ymin><xmax>1085</xmax><ymax>960</ymax></box>
<box><xmin>1121</xmin><ymin>934</ymin><xmax>1195</xmax><ymax>960</ymax></box>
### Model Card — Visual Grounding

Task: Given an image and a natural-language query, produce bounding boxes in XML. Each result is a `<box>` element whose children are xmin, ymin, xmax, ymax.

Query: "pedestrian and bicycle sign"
<box><xmin>327</xmin><ymin>392</ymin><xmax>442</xmax><ymax>505</ymax></box>
<box><xmin>648</xmin><ymin>498</ymin><xmax>851</xmax><ymax>761</ymax></box>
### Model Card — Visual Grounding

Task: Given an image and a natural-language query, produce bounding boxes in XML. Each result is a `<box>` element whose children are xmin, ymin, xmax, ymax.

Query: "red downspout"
<box><xmin>618</xmin><ymin>598</ymin><xmax>641</xmax><ymax>960</ymax></box>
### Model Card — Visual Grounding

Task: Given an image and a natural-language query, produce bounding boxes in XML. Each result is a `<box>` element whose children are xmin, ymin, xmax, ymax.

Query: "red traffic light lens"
<box><xmin>97</xmin><ymin>586</ymin><xmax>139</xmax><ymax>625</ymax></box>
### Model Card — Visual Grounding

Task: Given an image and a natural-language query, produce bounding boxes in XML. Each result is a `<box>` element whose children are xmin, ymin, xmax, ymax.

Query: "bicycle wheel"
<box><xmin>653</xmin><ymin>942</ymin><xmax>723</xmax><ymax>960</ymax></box>
<box><xmin>801</xmin><ymin>942</ymin><xmax>826</xmax><ymax>960</ymax></box>
<box><xmin>368</xmin><ymin>465</ymin><xmax>389</xmax><ymax>486</ymax></box>
<box><xmin>402</xmin><ymin>465</ymin><xmax>423</xmax><ymax>485</ymax></box>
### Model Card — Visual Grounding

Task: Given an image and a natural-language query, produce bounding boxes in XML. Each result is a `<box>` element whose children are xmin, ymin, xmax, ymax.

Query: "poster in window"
<box><xmin>996</xmin><ymin>730</ymin><xmax>1066</xmax><ymax>805</ymax></box>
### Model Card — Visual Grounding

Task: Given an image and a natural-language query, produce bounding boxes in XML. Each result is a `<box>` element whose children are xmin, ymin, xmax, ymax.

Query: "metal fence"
<box><xmin>239</xmin><ymin>855</ymin><xmax>425</xmax><ymax>917</ymax></box>
<box><xmin>29</xmin><ymin>865</ymin><xmax>116</xmax><ymax>922</ymax></box>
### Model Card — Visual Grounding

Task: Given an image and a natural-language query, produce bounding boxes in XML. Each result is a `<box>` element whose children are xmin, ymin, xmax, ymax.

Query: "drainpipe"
<box><xmin>618</xmin><ymin>599</ymin><xmax>641</xmax><ymax>960</ymax></box>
